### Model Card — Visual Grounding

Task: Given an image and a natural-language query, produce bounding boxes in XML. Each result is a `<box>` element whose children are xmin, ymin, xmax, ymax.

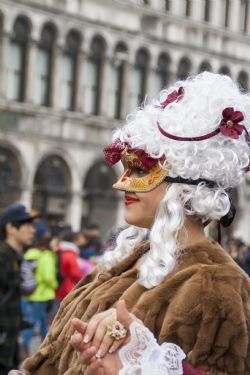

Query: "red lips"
<box><xmin>124</xmin><ymin>196</ymin><xmax>139</xmax><ymax>206</ymax></box>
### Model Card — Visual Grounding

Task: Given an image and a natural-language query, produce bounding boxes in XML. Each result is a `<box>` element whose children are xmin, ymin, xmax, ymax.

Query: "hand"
<box><xmin>71</xmin><ymin>307</ymin><xmax>116</xmax><ymax>360</ymax></box>
<box><xmin>71</xmin><ymin>300</ymin><xmax>138</xmax><ymax>375</ymax></box>
<box><xmin>8</xmin><ymin>371</ymin><xmax>27</xmax><ymax>375</ymax></box>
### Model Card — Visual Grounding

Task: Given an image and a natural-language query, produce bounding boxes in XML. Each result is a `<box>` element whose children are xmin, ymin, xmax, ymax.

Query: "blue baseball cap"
<box><xmin>0</xmin><ymin>203</ymin><xmax>38</xmax><ymax>228</ymax></box>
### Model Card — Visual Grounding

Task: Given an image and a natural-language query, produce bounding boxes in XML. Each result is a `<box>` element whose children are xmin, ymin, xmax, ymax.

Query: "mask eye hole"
<box><xmin>130</xmin><ymin>166</ymin><xmax>148</xmax><ymax>177</ymax></box>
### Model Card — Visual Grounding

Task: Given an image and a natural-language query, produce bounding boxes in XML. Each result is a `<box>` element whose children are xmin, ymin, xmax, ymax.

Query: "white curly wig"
<box><xmin>102</xmin><ymin>72</ymin><xmax>250</xmax><ymax>289</ymax></box>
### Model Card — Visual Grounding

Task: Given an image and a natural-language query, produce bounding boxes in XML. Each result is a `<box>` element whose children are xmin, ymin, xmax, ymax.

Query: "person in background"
<box><xmin>20</xmin><ymin>223</ymin><xmax>58</xmax><ymax>360</ymax></box>
<box><xmin>0</xmin><ymin>204</ymin><xmax>36</xmax><ymax>375</ymax></box>
<box><xmin>80</xmin><ymin>224</ymin><xmax>102</xmax><ymax>258</ymax></box>
<box><xmin>227</xmin><ymin>237</ymin><xmax>247</xmax><ymax>270</ymax></box>
<box><xmin>54</xmin><ymin>230</ymin><xmax>82</xmax><ymax>307</ymax></box>
<box><xmin>244</xmin><ymin>244</ymin><xmax>250</xmax><ymax>276</ymax></box>
<box><xmin>74</xmin><ymin>232</ymin><xmax>97</xmax><ymax>275</ymax></box>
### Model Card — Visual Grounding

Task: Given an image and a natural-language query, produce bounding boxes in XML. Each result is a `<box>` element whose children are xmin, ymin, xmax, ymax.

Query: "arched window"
<box><xmin>219</xmin><ymin>66</ymin><xmax>231</xmax><ymax>77</ymax></box>
<box><xmin>7</xmin><ymin>16</ymin><xmax>30</xmax><ymax>101</ymax></box>
<box><xmin>32</xmin><ymin>155</ymin><xmax>71</xmax><ymax>223</ymax></box>
<box><xmin>85</xmin><ymin>36</ymin><xmax>106</xmax><ymax>115</ymax></box>
<box><xmin>36</xmin><ymin>24</ymin><xmax>56</xmax><ymax>106</ymax></box>
<box><xmin>156</xmin><ymin>53</ymin><xmax>171</xmax><ymax>93</ymax></box>
<box><xmin>177</xmin><ymin>57</ymin><xmax>191</xmax><ymax>80</ymax></box>
<box><xmin>238</xmin><ymin>71</ymin><xmax>249</xmax><ymax>92</ymax></box>
<box><xmin>165</xmin><ymin>0</ymin><xmax>170</xmax><ymax>11</ymax></box>
<box><xmin>130</xmin><ymin>48</ymin><xmax>150</xmax><ymax>109</ymax></box>
<box><xmin>224</xmin><ymin>0</ymin><xmax>231</xmax><ymax>27</ymax></box>
<box><xmin>204</xmin><ymin>0</ymin><xmax>210</xmax><ymax>22</ymax></box>
<box><xmin>240</xmin><ymin>0</ymin><xmax>249</xmax><ymax>32</ymax></box>
<box><xmin>0</xmin><ymin>145</ymin><xmax>21</xmax><ymax>209</ymax></box>
<box><xmin>107</xmin><ymin>42</ymin><xmax>128</xmax><ymax>119</ymax></box>
<box><xmin>83</xmin><ymin>161</ymin><xmax>118</xmax><ymax>237</ymax></box>
<box><xmin>198</xmin><ymin>61</ymin><xmax>212</xmax><ymax>73</ymax></box>
<box><xmin>60</xmin><ymin>30</ymin><xmax>81</xmax><ymax>111</ymax></box>
<box><xmin>185</xmin><ymin>0</ymin><xmax>191</xmax><ymax>17</ymax></box>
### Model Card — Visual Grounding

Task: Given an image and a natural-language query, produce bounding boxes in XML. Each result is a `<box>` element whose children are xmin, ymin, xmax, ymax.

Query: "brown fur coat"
<box><xmin>24</xmin><ymin>239</ymin><xmax>250</xmax><ymax>375</ymax></box>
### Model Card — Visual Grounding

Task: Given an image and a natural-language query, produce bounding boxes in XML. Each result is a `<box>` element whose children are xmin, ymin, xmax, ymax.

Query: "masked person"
<box><xmin>12</xmin><ymin>72</ymin><xmax>250</xmax><ymax>375</ymax></box>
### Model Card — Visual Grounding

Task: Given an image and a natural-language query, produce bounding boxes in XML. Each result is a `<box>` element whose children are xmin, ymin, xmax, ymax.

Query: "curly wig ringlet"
<box><xmin>102</xmin><ymin>72</ymin><xmax>250</xmax><ymax>289</ymax></box>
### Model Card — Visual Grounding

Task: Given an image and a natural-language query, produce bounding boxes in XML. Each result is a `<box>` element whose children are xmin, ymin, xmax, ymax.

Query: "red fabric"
<box><xmin>103</xmin><ymin>138</ymin><xmax>160</xmax><ymax>169</ymax></box>
<box><xmin>56</xmin><ymin>250</ymin><xmax>82</xmax><ymax>300</ymax></box>
<box><xmin>155</xmin><ymin>86</ymin><xmax>184</xmax><ymax>108</ymax></box>
<box><xmin>183</xmin><ymin>361</ymin><xmax>210</xmax><ymax>375</ymax></box>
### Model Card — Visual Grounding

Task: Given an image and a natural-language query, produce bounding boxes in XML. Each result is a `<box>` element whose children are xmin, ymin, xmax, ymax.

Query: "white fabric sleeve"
<box><xmin>119</xmin><ymin>321</ymin><xmax>185</xmax><ymax>375</ymax></box>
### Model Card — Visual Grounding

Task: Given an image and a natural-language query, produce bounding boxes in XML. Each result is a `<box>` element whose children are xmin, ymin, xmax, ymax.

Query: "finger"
<box><xmin>92</xmin><ymin>319</ymin><xmax>115</xmax><ymax>357</ymax></box>
<box><xmin>83</xmin><ymin>309</ymin><xmax>116</xmax><ymax>344</ymax></box>
<box><xmin>108</xmin><ymin>337</ymin><xmax>127</xmax><ymax>354</ymax></box>
<box><xmin>70</xmin><ymin>332</ymin><xmax>86</xmax><ymax>352</ymax></box>
<box><xmin>116</xmin><ymin>300</ymin><xmax>134</xmax><ymax>327</ymax></box>
<box><xmin>80</xmin><ymin>346</ymin><xmax>97</xmax><ymax>365</ymax></box>
<box><xmin>71</xmin><ymin>317</ymin><xmax>87</xmax><ymax>336</ymax></box>
<box><xmin>89</xmin><ymin>357</ymin><xmax>103</xmax><ymax>371</ymax></box>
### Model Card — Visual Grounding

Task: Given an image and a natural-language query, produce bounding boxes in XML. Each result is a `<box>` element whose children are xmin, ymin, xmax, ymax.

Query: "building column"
<box><xmin>171</xmin><ymin>0</ymin><xmax>184</xmax><ymax>16</ymax></box>
<box><xmin>68</xmin><ymin>191</ymin><xmax>83</xmax><ymax>231</ymax></box>
<box><xmin>21</xmin><ymin>187</ymin><xmax>33</xmax><ymax>210</ymax></box>
<box><xmin>25</xmin><ymin>40</ymin><xmax>37</xmax><ymax>104</ymax></box>
<box><xmin>210</xmin><ymin>0</ymin><xmax>224</xmax><ymax>27</ymax></box>
<box><xmin>229</xmin><ymin>0</ymin><xmax>241</xmax><ymax>31</ymax></box>
<box><xmin>100</xmin><ymin>57</ymin><xmax>111</xmax><ymax>117</ymax></box>
<box><xmin>0</xmin><ymin>33</ymin><xmax>10</xmax><ymax>99</ymax></box>
<box><xmin>120</xmin><ymin>60</ymin><xmax>132</xmax><ymax>118</ymax></box>
<box><xmin>51</xmin><ymin>45</ymin><xmax>63</xmax><ymax>110</ymax></box>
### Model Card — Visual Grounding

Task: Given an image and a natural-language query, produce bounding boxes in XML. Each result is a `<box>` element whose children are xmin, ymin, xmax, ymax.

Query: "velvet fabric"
<box><xmin>24</xmin><ymin>239</ymin><xmax>250</xmax><ymax>375</ymax></box>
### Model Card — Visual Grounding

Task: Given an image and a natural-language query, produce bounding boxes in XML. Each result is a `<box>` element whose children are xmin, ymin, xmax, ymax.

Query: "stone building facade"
<box><xmin>0</xmin><ymin>0</ymin><xmax>249</xmax><ymax>241</ymax></box>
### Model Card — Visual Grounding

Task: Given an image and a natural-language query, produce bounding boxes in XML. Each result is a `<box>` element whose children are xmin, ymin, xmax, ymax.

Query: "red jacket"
<box><xmin>55</xmin><ymin>241</ymin><xmax>82</xmax><ymax>300</ymax></box>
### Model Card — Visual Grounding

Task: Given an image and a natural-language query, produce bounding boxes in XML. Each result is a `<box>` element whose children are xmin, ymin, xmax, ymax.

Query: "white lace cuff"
<box><xmin>119</xmin><ymin>321</ymin><xmax>185</xmax><ymax>375</ymax></box>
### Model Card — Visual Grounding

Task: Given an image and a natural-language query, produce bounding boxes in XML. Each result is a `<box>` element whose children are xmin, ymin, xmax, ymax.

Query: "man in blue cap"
<box><xmin>0</xmin><ymin>203</ymin><xmax>37</xmax><ymax>375</ymax></box>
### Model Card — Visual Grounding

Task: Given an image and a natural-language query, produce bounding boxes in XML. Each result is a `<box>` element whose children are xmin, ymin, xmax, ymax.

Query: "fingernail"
<box><xmin>109</xmin><ymin>346</ymin><xmax>115</xmax><ymax>353</ymax></box>
<box><xmin>83</xmin><ymin>334</ymin><xmax>90</xmax><ymax>343</ymax></box>
<box><xmin>96</xmin><ymin>348</ymin><xmax>103</xmax><ymax>358</ymax></box>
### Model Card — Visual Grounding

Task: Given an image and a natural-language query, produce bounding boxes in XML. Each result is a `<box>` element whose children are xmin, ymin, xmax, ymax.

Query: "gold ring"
<box><xmin>107</xmin><ymin>320</ymin><xmax>127</xmax><ymax>340</ymax></box>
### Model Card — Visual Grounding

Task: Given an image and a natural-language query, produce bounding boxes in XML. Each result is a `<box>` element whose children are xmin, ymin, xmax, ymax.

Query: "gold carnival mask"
<box><xmin>113</xmin><ymin>149</ymin><xmax>170</xmax><ymax>193</ymax></box>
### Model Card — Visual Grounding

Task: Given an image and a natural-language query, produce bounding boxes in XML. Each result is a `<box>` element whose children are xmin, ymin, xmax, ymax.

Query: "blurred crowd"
<box><xmin>226</xmin><ymin>237</ymin><xmax>250</xmax><ymax>276</ymax></box>
<box><xmin>20</xmin><ymin>220</ymin><xmax>103</xmax><ymax>360</ymax></box>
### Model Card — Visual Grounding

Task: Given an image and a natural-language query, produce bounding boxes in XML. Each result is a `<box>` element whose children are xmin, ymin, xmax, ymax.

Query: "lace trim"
<box><xmin>119</xmin><ymin>321</ymin><xmax>185</xmax><ymax>375</ymax></box>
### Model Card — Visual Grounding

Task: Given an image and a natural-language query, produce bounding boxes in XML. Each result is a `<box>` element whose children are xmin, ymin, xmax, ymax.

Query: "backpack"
<box><xmin>55</xmin><ymin>251</ymin><xmax>65</xmax><ymax>285</ymax></box>
<box><xmin>20</xmin><ymin>259</ymin><xmax>37</xmax><ymax>295</ymax></box>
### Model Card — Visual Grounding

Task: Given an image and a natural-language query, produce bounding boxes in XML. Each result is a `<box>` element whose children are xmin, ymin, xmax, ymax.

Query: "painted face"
<box><xmin>113</xmin><ymin>149</ymin><xmax>170</xmax><ymax>193</ymax></box>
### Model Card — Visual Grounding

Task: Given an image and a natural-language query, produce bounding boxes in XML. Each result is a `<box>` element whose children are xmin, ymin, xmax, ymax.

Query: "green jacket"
<box><xmin>0</xmin><ymin>241</ymin><xmax>21</xmax><ymax>368</ymax></box>
<box><xmin>23</xmin><ymin>248</ymin><xmax>58</xmax><ymax>302</ymax></box>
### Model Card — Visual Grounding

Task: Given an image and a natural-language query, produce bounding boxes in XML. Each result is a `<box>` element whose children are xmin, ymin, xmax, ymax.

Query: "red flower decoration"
<box><xmin>155</xmin><ymin>87</ymin><xmax>184</xmax><ymax>109</ymax></box>
<box><xmin>103</xmin><ymin>138</ymin><xmax>160</xmax><ymax>170</ymax></box>
<box><xmin>219</xmin><ymin>107</ymin><xmax>245</xmax><ymax>139</ymax></box>
<box><xmin>103</xmin><ymin>139</ymin><xmax>126</xmax><ymax>165</ymax></box>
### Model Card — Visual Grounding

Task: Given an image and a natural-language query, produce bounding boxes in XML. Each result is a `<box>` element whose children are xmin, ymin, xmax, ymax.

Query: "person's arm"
<box><xmin>0</xmin><ymin>252</ymin><xmax>11</xmax><ymax>289</ymax></box>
